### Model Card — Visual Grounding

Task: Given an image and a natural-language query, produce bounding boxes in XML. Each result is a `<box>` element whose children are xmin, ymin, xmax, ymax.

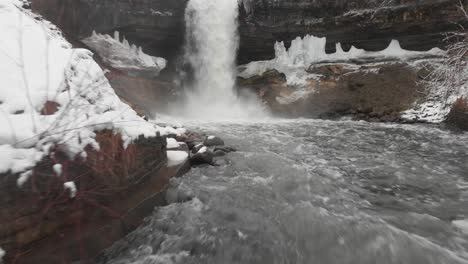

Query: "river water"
<box><xmin>99</xmin><ymin>119</ymin><xmax>468</xmax><ymax>264</ymax></box>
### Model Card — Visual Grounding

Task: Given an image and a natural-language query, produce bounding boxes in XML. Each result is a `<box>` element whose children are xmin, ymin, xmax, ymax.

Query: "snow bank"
<box><xmin>82</xmin><ymin>31</ymin><xmax>166</xmax><ymax>77</ymax></box>
<box><xmin>402</xmin><ymin>60</ymin><xmax>468</xmax><ymax>123</ymax></box>
<box><xmin>166</xmin><ymin>138</ymin><xmax>179</xmax><ymax>149</ymax></box>
<box><xmin>167</xmin><ymin>150</ymin><xmax>188</xmax><ymax>167</ymax></box>
<box><xmin>238</xmin><ymin>35</ymin><xmax>445</xmax><ymax>86</ymax></box>
<box><xmin>0</xmin><ymin>0</ymin><xmax>177</xmax><ymax>182</ymax></box>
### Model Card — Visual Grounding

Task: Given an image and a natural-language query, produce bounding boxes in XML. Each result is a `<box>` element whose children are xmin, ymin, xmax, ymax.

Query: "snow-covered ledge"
<box><xmin>238</xmin><ymin>35</ymin><xmax>445</xmax><ymax>87</ymax></box>
<box><xmin>82</xmin><ymin>31</ymin><xmax>167</xmax><ymax>77</ymax></box>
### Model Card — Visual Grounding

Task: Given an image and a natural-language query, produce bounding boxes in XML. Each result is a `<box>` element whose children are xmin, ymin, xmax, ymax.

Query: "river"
<box><xmin>98</xmin><ymin>119</ymin><xmax>468</xmax><ymax>264</ymax></box>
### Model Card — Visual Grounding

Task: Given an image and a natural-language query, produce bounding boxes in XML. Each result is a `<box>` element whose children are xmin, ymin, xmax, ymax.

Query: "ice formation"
<box><xmin>82</xmin><ymin>31</ymin><xmax>167</xmax><ymax>76</ymax></box>
<box><xmin>0</xmin><ymin>0</ymin><xmax>179</xmax><ymax>183</ymax></box>
<box><xmin>239</xmin><ymin>35</ymin><xmax>445</xmax><ymax>86</ymax></box>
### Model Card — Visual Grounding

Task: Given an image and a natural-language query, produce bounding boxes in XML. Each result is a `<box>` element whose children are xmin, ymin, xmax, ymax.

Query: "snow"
<box><xmin>401</xmin><ymin>60</ymin><xmax>468</xmax><ymax>123</ymax></box>
<box><xmin>167</xmin><ymin>150</ymin><xmax>188</xmax><ymax>167</ymax></box>
<box><xmin>63</xmin><ymin>181</ymin><xmax>77</xmax><ymax>198</ymax></box>
<box><xmin>238</xmin><ymin>35</ymin><xmax>445</xmax><ymax>87</ymax></box>
<box><xmin>0</xmin><ymin>145</ymin><xmax>42</xmax><ymax>174</ymax></box>
<box><xmin>166</xmin><ymin>138</ymin><xmax>179</xmax><ymax>149</ymax></box>
<box><xmin>53</xmin><ymin>164</ymin><xmax>62</xmax><ymax>176</ymax></box>
<box><xmin>82</xmin><ymin>30</ymin><xmax>166</xmax><ymax>77</ymax></box>
<box><xmin>198</xmin><ymin>146</ymin><xmax>207</xmax><ymax>154</ymax></box>
<box><xmin>0</xmin><ymin>0</ymin><xmax>178</xmax><ymax>180</ymax></box>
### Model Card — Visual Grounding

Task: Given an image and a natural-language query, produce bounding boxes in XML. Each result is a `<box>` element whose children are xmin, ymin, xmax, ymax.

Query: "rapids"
<box><xmin>98</xmin><ymin>119</ymin><xmax>468</xmax><ymax>264</ymax></box>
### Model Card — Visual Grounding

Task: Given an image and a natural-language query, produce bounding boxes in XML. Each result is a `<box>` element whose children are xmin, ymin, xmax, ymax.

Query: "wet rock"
<box><xmin>214</xmin><ymin>146</ymin><xmax>237</xmax><ymax>153</ymax></box>
<box><xmin>214</xmin><ymin>150</ymin><xmax>226</xmax><ymax>157</ymax></box>
<box><xmin>176</xmin><ymin>133</ymin><xmax>188</xmax><ymax>142</ymax></box>
<box><xmin>191</xmin><ymin>144</ymin><xmax>205</xmax><ymax>154</ymax></box>
<box><xmin>204</xmin><ymin>136</ymin><xmax>224</xmax><ymax>147</ymax></box>
<box><xmin>166</xmin><ymin>133</ymin><xmax>178</xmax><ymax>139</ymax></box>
<box><xmin>185</xmin><ymin>132</ymin><xmax>204</xmax><ymax>150</ymax></box>
<box><xmin>446</xmin><ymin>98</ymin><xmax>468</xmax><ymax>131</ymax></box>
<box><xmin>237</xmin><ymin>69</ymin><xmax>286</xmax><ymax>86</ymax></box>
<box><xmin>190</xmin><ymin>151</ymin><xmax>215</xmax><ymax>166</ymax></box>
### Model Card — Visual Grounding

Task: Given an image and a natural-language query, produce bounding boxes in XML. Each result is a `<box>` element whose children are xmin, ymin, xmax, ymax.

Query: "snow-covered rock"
<box><xmin>82</xmin><ymin>30</ymin><xmax>167</xmax><ymax>77</ymax></box>
<box><xmin>0</xmin><ymin>0</ymin><xmax>174</xmax><ymax>182</ymax></box>
<box><xmin>238</xmin><ymin>35</ymin><xmax>445</xmax><ymax>87</ymax></box>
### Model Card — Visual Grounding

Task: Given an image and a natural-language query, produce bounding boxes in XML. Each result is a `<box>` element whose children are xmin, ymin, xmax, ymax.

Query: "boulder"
<box><xmin>446</xmin><ymin>98</ymin><xmax>468</xmax><ymax>131</ymax></box>
<box><xmin>191</xmin><ymin>144</ymin><xmax>205</xmax><ymax>154</ymax></box>
<box><xmin>214</xmin><ymin>150</ymin><xmax>226</xmax><ymax>157</ymax></box>
<box><xmin>190</xmin><ymin>151</ymin><xmax>215</xmax><ymax>166</ymax></box>
<box><xmin>214</xmin><ymin>146</ymin><xmax>237</xmax><ymax>153</ymax></box>
<box><xmin>204</xmin><ymin>136</ymin><xmax>225</xmax><ymax>147</ymax></box>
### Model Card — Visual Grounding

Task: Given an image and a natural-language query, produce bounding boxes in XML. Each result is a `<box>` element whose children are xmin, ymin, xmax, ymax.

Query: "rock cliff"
<box><xmin>31</xmin><ymin>0</ymin><xmax>187</xmax><ymax>62</ymax></box>
<box><xmin>238</xmin><ymin>0</ymin><xmax>468</xmax><ymax>63</ymax></box>
<box><xmin>32</xmin><ymin>0</ymin><xmax>467</xmax><ymax>65</ymax></box>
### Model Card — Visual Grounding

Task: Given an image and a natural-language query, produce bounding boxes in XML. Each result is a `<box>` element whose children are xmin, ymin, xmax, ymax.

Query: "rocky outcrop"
<box><xmin>0</xmin><ymin>132</ymin><xmax>174</xmax><ymax>263</ymax></box>
<box><xmin>238</xmin><ymin>0</ymin><xmax>468</xmax><ymax>63</ymax></box>
<box><xmin>446</xmin><ymin>98</ymin><xmax>468</xmax><ymax>131</ymax></box>
<box><xmin>237</xmin><ymin>60</ymin><xmax>431</xmax><ymax>121</ymax></box>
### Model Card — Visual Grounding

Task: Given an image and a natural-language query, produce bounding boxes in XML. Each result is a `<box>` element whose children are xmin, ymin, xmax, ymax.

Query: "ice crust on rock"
<box><xmin>239</xmin><ymin>35</ymin><xmax>445</xmax><ymax>86</ymax></box>
<box><xmin>82</xmin><ymin>30</ymin><xmax>167</xmax><ymax>77</ymax></box>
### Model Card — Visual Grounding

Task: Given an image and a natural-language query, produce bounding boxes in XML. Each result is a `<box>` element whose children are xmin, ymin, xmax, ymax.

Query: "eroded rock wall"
<box><xmin>237</xmin><ymin>60</ymin><xmax>432</xmax><ymax>121</ymax></box>
<box><xmin>31</xmin><ymin>0</ymin><xmax>187</xmax><ymax>62</ymax></box>
<box><xmin>238</xmin><ymin>0</ymin><xmax>468</xmax><ymax>63</ymax></box>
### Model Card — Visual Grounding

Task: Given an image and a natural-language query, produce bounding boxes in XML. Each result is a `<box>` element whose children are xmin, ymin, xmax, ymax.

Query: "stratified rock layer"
<box><xmin>238</xmin><ymin>0</ymin><xmax>468</xmax><ymax>63</ymax></box>
<box><xmin>31</xmin><ymin>0</ymin><xmax>187</xmax><ymax>62</ymax></box>
<box><xmin>32</xmin><ymin>0</ymin><xmax>467</xmax><ymax>65</ymax></box>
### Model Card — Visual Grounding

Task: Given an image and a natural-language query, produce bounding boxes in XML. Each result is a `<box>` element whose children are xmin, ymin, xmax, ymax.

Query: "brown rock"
<box><xmin>446</xmin><ymin>98</ymin><xmax>468</xmax><ymax>131</ymax></box>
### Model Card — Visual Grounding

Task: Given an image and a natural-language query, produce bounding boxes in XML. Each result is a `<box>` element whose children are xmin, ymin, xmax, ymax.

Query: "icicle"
<box><xmin>113</xmin><ymin>31</ymin><xmax>119</xmax><ymax>42</ymax></box>
<box><xmin>335</xmin><ymin>43</ymin><xmax>344</xmax><ymax>54</ymax></box>
<box><xmin>131</xmin><ymin>44</ymin><xmax>138</xmax><ymax>54</ymax></box>
<box><xmin>123</xmin><ymin>38</ymin><xmax>130</xmax><ymax>48</ymax></box>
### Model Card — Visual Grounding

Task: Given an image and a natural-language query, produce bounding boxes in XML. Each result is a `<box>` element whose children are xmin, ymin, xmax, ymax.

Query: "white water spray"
<box><xmin>174</xmin><ymin>0</ymin><xmax>267</xmax><ymax>120</ymax></box>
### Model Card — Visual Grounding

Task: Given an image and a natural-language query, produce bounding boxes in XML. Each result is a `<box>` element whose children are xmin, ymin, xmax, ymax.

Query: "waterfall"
<box><xmin>175</xmin><ymin>0</ymin><xmax>266</xmax><ymax>120</ymax></box>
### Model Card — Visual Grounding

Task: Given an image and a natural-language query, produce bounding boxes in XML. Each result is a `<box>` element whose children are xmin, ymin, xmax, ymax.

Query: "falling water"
<box><xmin>174</xmin><ymin>0</ymin><xmax>267</xmax><ymax>120</ymax></box>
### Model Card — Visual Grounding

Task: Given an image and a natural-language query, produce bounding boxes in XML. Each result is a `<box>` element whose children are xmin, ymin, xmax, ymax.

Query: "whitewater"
<box><xmin>170</xmin><ymin>0</ymin><xmax>266</xmax><ymax>120</ymax></box>
<box><xmin>96</xmin><ymin>0</ymin><xmax>468</xmax><ymax>263</ymax></box>
<box><xmin>98</xmin><ymin>119</ymin><xmax>468</xmax><ymax>264</ymax></box>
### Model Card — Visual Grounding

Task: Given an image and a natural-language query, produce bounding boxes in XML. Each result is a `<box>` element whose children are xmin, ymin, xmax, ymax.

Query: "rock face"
<box><xmin>238</xmin><ymin>0</ymin><xmax>468</xmax><ymax>63</ymax></box>
<box><xmin>32</xmin><ymin>0</ymin><xmax>467</xmax><ymax>66</ymax></box>
<box><xmin>31</xmin><ymin>0</ymin><xmax>187</xmax><ymax>63</ymax></box>
<box><xmin>0</xmin><ymin>132</ymin><xmax>170</xmax><ymax>263</ymax></box>
<box><xmin>237</xmin><ymin>60</ymin><xmax>430</xmax><ymax>121</ymax></box>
